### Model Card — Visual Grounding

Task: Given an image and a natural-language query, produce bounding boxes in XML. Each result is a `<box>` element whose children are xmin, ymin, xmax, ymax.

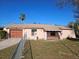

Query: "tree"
<box><xmin>68</xmin><ymin>20</ymin><xmax>79</xmax><ymax>38</ymax></box>
<box><xmin>19</xmin><ymin>13</ymin><xmax>26</xmax><ymax>22</ymax></box>
<box><xmin>73</xmin><ymin>20</ymin><xmax>79</xmax><ymax>37</ymax></box>
<box><xmin>57</xmin><ymin>0</ymin><xmax>79</xmax><ymax>7</ymax></box>
<box><xmin>57</xmin><ymin>0</ymin><xmax>79</xmax><ymax>38</ymax></box>
<box><xmin>57</xmin><ymin>0</ymin><xmax>79</xmax><ymax>19</ymax></box>
<box><xmin>68</xmin><ymin>22</ymin><xmax>75</xmax><ymax>28</ymax></box>
<box><xmin>0</xmin><ymin>30</ymin><xmax>7</xmax><ymax>39</ymax></box>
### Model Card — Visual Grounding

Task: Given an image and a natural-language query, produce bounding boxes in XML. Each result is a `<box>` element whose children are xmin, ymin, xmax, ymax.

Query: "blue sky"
<box><xmin>0</xmin><ymin>0</ymin><xmax>75</xmax><ymax>26</ymax></box>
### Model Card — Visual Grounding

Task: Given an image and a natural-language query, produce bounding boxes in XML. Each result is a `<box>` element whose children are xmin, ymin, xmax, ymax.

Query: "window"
<box><xmin>31</xmin><ymin>28</ymin><xmax>37</xmax><ymax>36</ymax></box>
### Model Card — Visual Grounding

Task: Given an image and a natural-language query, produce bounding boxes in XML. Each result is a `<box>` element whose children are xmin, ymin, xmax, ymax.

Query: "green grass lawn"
<box><xmin>0</xmin><ymin>44</ymin><xmax>18</xmax><ymax>59</ymax></box>
<box><xmin>61</xmin><ymin>40</ymin><xmax>79</xmax><ymax>57</ymax></box>
<box><xmin>24</xmin><ymin>40</ymin><xmax>32</xmax><ymax>59</ymax></box>
<box><xmin>24</xmin><ymin>40</ymin><xmax>79</xmax><ymax>59</ymax></box>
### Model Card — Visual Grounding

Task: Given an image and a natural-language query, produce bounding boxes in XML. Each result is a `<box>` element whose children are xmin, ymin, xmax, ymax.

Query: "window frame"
<box><xmin>31</xmin><ymin>28</ymin><xmax>37</xmax><ymax>36</ymax></box>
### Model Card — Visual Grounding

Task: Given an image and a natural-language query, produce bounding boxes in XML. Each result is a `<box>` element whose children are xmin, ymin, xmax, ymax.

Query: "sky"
<box><xmin>0</xmin><ymin>0</ymin><xmax>75</xmax><ymax>26</ymax></box>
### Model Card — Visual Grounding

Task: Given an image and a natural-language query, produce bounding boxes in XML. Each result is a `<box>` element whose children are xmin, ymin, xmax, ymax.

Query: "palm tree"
<box><xmin>19</xmin><ymin>13</ymin><xmax>26</xmax><ymax>23</ymax></box>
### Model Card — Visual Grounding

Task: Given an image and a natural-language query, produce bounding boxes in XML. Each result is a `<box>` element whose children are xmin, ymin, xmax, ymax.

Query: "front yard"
<box><xmin>0</xmin><ymin>44</ymin><xmax>18</xmax><ymax>59</ymax></box>
<box><xmin>24</xmin><ymin>39</ymin><xmax>79</xmax><ymax>59</ymax></box>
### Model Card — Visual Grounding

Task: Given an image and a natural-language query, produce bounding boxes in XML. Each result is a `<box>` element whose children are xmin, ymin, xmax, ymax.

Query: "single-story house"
<box><xmin>4</xmin><ymin>24</ymin><xmax>76</xmax><ymax>40</ymax></box>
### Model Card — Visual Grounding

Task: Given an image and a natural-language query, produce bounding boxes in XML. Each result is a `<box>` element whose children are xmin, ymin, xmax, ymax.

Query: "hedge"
<box><xmin>0</xmin><ymin>30</ymin><xmax>7</xmax><ymax>39</ymax></box>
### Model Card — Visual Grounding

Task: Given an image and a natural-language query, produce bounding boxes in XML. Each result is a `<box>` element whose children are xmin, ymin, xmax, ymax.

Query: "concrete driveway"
<box><xmin>0</xmin><ymin>38</ymin><xmax>21</xmax><ymax>50</ymax></box>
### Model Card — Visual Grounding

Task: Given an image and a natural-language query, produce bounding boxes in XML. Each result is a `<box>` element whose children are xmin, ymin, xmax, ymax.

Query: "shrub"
<box><xmin>0</xmin><ymin>30</ymin><xmax>7</xmax><ymax>39</ymax></box>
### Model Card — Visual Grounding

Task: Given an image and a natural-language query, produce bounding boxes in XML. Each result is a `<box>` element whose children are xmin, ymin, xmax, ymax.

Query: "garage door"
<box><xmin>10</xmin><ymin>29</ymin><xmax>22</xmax><ymax>38</ymax></box>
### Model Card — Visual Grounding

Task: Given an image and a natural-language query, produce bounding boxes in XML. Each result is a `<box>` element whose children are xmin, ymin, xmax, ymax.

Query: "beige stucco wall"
<box><xmin>4</xmin><ymin>27</ymin><xmax>76</xmax><ymax>40</ymax></box>
<box><xmin>4</xmin><ymin>28</ymin><xmax>10</xmax><ymax>34</ymax></box>
<box><xmin>23</xmin><ymin>29</ymin><xmax>31</xmax><ymax>39</ymax></box>
<box><xmin>23</xmin><ymin>29</ymin><xmax>47</xmax><ymax>40</ymax></box>
<box><xmin>36</xmin><ymin>29</ymin><xmax>47</xmax><ymax>40</ymax></box>
<box><xmin>59</xmin><ymin>30</ymin><xmax>76</xmax><ymax>40</ymax></box>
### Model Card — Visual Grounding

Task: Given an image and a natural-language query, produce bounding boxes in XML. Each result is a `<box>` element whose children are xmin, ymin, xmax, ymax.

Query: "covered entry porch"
<box><xmin>47</xmin><ymin>31</ymin><xmax>61</xmax><ymax>40</ymax></box>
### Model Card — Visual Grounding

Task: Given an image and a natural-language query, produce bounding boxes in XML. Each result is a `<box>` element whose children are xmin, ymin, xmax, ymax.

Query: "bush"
<box><xmin>0</xmin><ymin>30</ymin><xmax>7</xmax><ymax>39</ymax></box>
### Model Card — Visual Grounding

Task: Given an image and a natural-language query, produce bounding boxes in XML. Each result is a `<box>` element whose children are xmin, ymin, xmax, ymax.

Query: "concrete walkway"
<box><xmin>12</xmin><ymin>38</ymin><xmax>26</xmax><ymax>59</ymax></box>
<box><xmin>0</xmin><ymin>38</ymin><xmax>21</xmax><ymax>50</ymax></box>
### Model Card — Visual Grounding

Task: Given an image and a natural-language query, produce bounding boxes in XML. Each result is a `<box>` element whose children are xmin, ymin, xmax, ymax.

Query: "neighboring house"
<box><xmin>4</xmin><ymin>24</ymin><xmax>76</xmax><ymax>40</ymax></box>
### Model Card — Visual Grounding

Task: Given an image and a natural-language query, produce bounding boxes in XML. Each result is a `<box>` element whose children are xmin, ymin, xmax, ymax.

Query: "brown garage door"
<box><xmin>10</xmin><ymin>29</ymin><xmax>22</xmax><ymax>38</ymax></box>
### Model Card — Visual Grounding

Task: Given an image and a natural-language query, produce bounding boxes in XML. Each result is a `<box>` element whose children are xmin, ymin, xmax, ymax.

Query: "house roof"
<box><xmin>56</xmin><ymin>26</ymin><xmax>72</xmax><ymax>30</ymax></box>
<box><xmin>5</xmin><ymin>24</ymin><xmax>71</xmax><ymax>31</ymax></box>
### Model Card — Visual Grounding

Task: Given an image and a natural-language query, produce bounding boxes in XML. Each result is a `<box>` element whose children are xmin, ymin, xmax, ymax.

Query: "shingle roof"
<box><xmin>5</xmin><ymin>24</ymin><xmax>71</xmax><ymax>31</ymax></box>
<box><xmin>56</xmin><ymin>26</ymin><xmax>72</xmax><ymax>30</ymax></box>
